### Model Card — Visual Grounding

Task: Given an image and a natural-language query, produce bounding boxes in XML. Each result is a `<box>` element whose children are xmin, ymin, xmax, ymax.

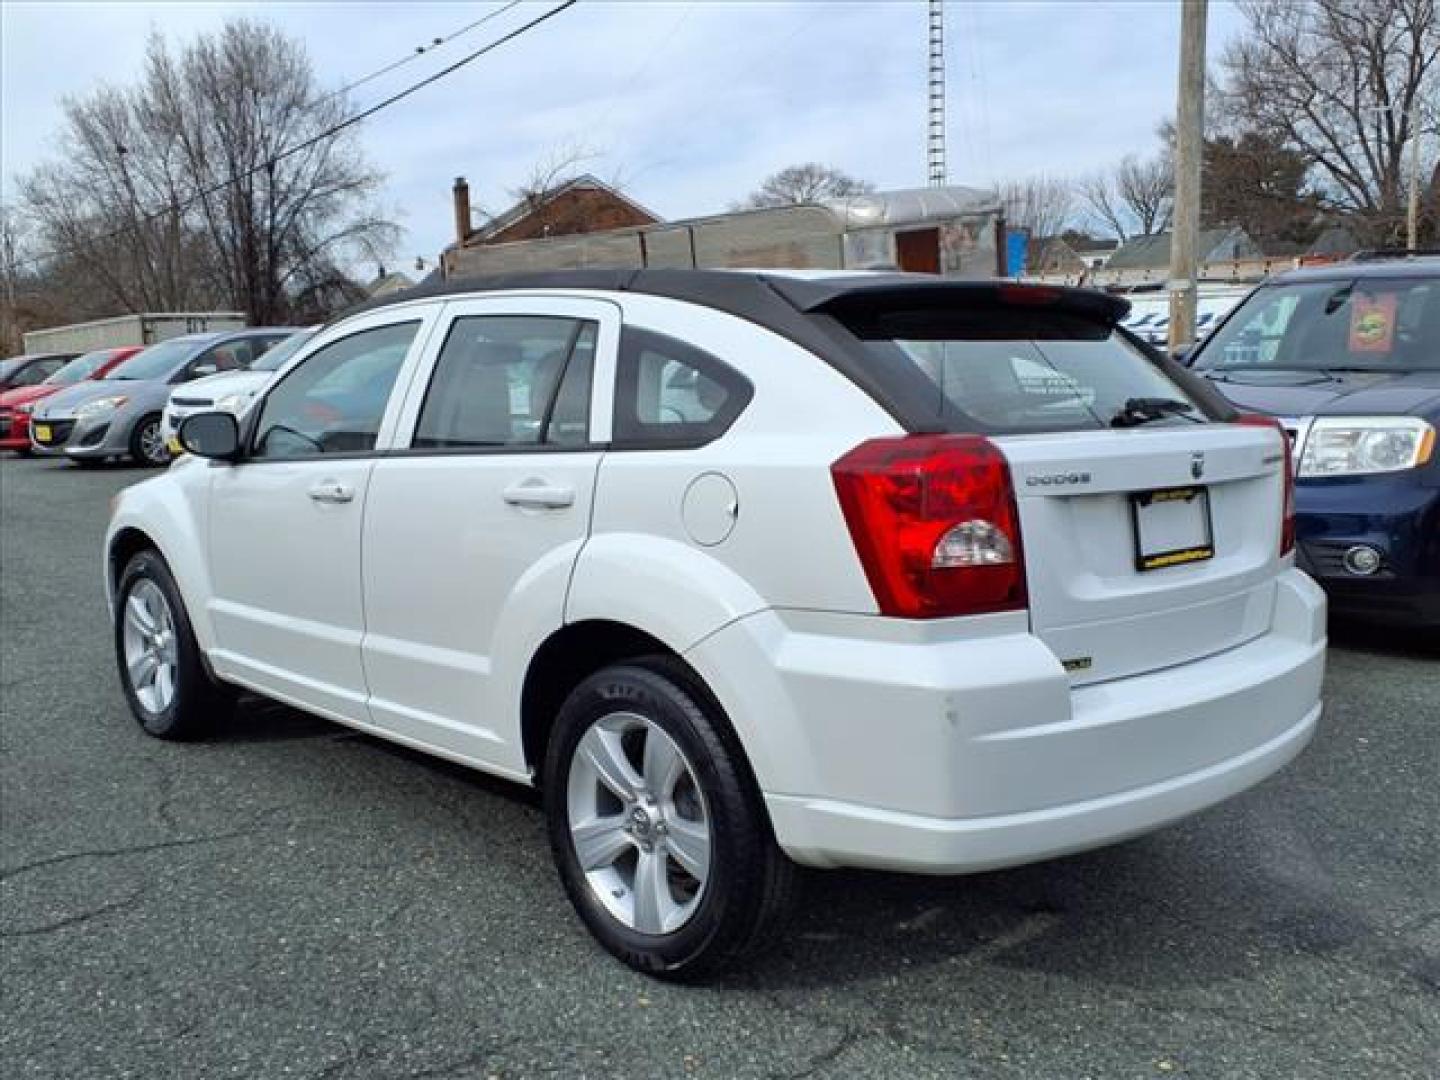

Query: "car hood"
<box><xmin>1200</xmin><ymin>368</ymin><xmax>1440</xmax><ymax>419</ymax></box>
<box><xmin>0</xmin><ymin>383</ymin><xmax>60</xmax><ymax>409</ymax></box>
<box><xmin>170</xmin><ymin>370</ymin><xmax>274</xmax><ymax>402</ymax></box>
<box><xmin>35</xmin><ymin>379</ymin><xmax>170</xmax><ymax>418</ymax></box>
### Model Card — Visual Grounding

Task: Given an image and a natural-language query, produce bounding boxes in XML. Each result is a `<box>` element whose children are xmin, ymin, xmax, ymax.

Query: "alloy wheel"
<box><xmin>138</xmin><ymin>420</ymin><xmax>168</xmax><ymax>465</ymax></box>
<box><xmin>121</xmin><ymin>578</ymin><xmax>179</xmax><ymax>713</ymax></box>
<box><xmin>566</xmin><ymin>711</ymin><xmax>712</xmax><ymax>935</ymax></box>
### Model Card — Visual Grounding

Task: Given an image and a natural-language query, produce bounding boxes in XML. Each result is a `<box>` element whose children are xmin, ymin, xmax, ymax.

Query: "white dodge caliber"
<box><xmin>105</xmin><ymin>271</ymin><xmax>1326</xmax><ymax>977</ymax></box>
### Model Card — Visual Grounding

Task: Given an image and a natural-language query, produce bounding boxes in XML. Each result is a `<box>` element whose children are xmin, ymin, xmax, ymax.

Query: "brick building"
<box><xmin>444</xmin><ymin>174</ymin><xmax>660</xmax><ymax>273</ymax></box>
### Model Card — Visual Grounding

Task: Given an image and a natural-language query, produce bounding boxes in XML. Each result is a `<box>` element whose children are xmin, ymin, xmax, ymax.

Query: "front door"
<box><xmin>360</xmin><ymin>297</ymin><xmax>618</xmax><ymax>773</ymax></box>
<box><xmin>205</xmin><ymin>311</ymin><xmax>436</xmax><ymax>721</ymax></box>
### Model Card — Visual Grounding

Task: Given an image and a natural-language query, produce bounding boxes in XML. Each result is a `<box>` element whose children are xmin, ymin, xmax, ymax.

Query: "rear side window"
<box><xmin>412</xmin><ymin>316</ymin><xmax>596</xmax><ymax>449</ymax></box>
<box><xmin>613</xmin><ymin>328</ymin><xmax>752</xmax><ymax>447</ymax></box>
<box><xmin>840</xmin><ymin>309</ymin><xmax>1205</xmax><ymax>434</ymax></box>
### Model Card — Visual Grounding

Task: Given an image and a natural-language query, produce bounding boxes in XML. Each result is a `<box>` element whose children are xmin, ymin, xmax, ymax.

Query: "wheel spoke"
<box><xmin>642</xmin><ymin>729</ymin><xmax>685</xmax><ymax>799</ymax></box>
<box><xmin>128</xmin><ymin>651</ymin><xmax>158</xmax><ymax>689</ymax></box>
<box><xmin>577</xmin><ymin>726</ymin><xmax>642</xmax><ymax>802</ymax></box>
<box><xmin>153</xmin><ymin>663</ymin><xmax>175</xmax><ymax>707</ymax></box>
<box><xmin>571</xmin><ymin>814</ymin><xmax>631</xmax><ymax>871</ymax></box>
<box><xmin>632</xmin><ymin>846</ymin><xmax>676</xmax><ymax>935</ymax></box>
<box><xmin>126</xmin><ymin>594</ymin><xmax>156</xmax><ymax>635</ymax></box>
<box><xmin>665</xmin><ymin>816</ymin><xmax>711</xmax><ymax>882</ymax></box>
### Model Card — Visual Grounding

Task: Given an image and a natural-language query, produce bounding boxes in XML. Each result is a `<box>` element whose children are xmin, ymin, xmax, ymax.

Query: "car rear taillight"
<box><xmin>831</xmin><ymin>435</ymin><xmax>1026</xmax><ymax>618</ymax></box>
<box><xmin>1237</xmin><ymin>414</ymin><xmax>1295</xmax><ymax>556</ymax></box>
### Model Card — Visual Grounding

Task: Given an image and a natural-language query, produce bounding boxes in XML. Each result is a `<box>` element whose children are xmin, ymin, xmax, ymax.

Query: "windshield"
<box><xmin>1195</xmin><ymin>278</ymin><xmax>1440</xmax><ymax>373</ymax></box>
<box><xmin>44</xmin><ymin>350</ymin><xmax>116</xmax><ymax>385</ymax></box>
<box><xmin>845</xmin><ymin>309</ymin><xmax>1206</xmax><ymax>433</ymax></box>
<box><xmin>253</xmin><ymin>328</ymin><xmax>319</xmax><ymax>372</ymax></box>
<box><xmin>104</xmin><ymin>339</ymin><xmax>204</xmax><ymax>381</ymax></box>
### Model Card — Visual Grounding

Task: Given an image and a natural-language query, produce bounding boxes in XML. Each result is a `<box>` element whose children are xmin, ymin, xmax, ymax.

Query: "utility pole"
<box><xmin>1406</xmin><ymin>96</ymin><xmax>1421</xmax><ymax>250</ymax></box>
<box><xmin>1168</xmin><ymin>0</ymin><xmax>1207</xmax><ymax>351</ymax></box>
<box><xmin>927</xmin><ymin>0</ymin><xmax>947</xmax><ymax>187</ymax></box>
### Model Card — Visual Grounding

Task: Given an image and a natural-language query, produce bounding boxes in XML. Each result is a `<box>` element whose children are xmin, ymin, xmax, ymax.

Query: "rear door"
<box><xmin>359</xmin><ymin>296</ymin><xmax>617</xmax><ymax>772</ymax></box>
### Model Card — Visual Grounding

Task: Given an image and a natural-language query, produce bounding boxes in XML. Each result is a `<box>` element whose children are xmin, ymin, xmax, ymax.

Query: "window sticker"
<box><xmin>1349</xmin><ymin>292</ymin><xmax>1398</xmax><ymax>354</ymax></box>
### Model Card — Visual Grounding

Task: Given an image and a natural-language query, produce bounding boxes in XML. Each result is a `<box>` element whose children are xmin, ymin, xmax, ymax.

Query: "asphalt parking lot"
<box><xmin>1</xmin><ymin>454</ymin><xmax>1437</xmax><ymax>1080</ymax></box>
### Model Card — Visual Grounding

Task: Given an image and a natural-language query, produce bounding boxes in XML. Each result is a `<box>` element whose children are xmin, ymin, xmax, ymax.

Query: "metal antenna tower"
<box><xmin>926</xmin><ymin>0</ymin><xmax>947</xmax><ymax>186</ymax></box>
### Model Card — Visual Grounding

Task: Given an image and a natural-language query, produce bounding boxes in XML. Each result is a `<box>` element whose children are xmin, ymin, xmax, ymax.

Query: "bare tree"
<box><xmin>995</xmin><ymin>174</ymin><xmax>1075</xmax><ymax>241</ymax></box>
<box><xmin>494</xmin><ymin>143</ymin><xmax>605</xmax><ymax>239</ymax></box>
<box><xmin>1220</xmin><ymin>0</ymin><xmax>1439</xmax><ymax>242</ymax></box>
<box><xmin>736</xmin><ymin>164</ymin><xmax>874</xmax><ymax>209</ymax></box>
<box><xmin>1078</xmin><ymin>153</ymin><xmax>1175</xmax><ymax>239</ymax></box>
<box><xmin>21</xmin><ymin>18</ymin><xmax>396</xmax><ymax>324</ymax></box>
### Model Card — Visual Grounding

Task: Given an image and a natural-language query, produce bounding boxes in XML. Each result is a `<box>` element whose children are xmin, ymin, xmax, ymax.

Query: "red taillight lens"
<box><xmin>1236</xmin><ymin>414</ymin><xmax>1295</xmax><ymax>556</ymax></box>
<box><xmin>831</xmin><ymin>435</ymin><xmax>1027</xmax><ymax>618</ymax></box>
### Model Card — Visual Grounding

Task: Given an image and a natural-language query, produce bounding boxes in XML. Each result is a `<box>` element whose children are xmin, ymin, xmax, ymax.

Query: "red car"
<box><xmin>0</xmin><ymin>347</ymin><xmax>141</xmax><ymax>454</ymax></box>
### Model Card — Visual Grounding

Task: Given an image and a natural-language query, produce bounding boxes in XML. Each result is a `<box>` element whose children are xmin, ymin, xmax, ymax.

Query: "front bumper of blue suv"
<box><xmin>1293</xmin><ymin>470</ymin><xmax>1440</xmax><ymax>628</ymax></box>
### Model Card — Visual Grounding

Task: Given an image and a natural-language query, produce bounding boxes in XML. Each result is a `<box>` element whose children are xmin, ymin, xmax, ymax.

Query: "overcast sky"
<box><xmin>1</xmin><ymin>0</ymin><xmax>1247</xmax><ymax>277</ymax></box>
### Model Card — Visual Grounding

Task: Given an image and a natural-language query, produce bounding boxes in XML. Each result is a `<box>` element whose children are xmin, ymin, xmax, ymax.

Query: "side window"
<box><xmin>252</xmin><ymin>321</ymin><xmax>418</xmax><ymax>458</ymax></box>
<box><xmin>613</xmin><ymin>328</ymin><xmax>752</xmax><ymax>447</ymax></box>
<box><xmin>13</xmin><ymin>361</ymin><xmax>59</xmax><ymax>387</ymax></box>
<box><xmin>412</xmin><ymin>316</ymin><xmax>596</xmax><ymax>449</ymax></box>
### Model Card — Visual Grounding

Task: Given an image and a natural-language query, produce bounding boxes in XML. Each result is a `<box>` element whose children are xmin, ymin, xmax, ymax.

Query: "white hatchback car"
<box><xmin>106</xmin><ymin>270</ymin><xmax>1326</xmax><ymax>977</ymax></box>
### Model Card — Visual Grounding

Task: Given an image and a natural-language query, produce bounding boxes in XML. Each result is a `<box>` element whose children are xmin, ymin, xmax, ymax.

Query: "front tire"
<box><xmin>129</xmin><ymin>413</ymin><xmax>170</xmax><ymax>466</ymax></box>
<box><xmin>543</xmin><ymin>658</ymin><xmax>797</xmax><ymax>978</ymax></box>
<box><xmin>114</xmin><ymin>550</ymin><xmax>230</xmax><ymax>739</ymax></box>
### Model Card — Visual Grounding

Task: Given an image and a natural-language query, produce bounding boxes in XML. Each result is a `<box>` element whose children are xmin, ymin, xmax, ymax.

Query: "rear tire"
<box><xmin>114</xmin><ymin>549</ymin><xmax>231</xmax><ymax>739</ymax></box>
<box><xmin>129</xmin><ymin>413</ymin><xmax>169</xmax><ymax>466</ymax></box>
<box><xmin>15</xmin><ymin>446</ymin><xmax>33</xmax><ymax>458</ymax></box>
<box><xmin>543</xmin><ymin>656</ymin><xmax>798</xmax><ymax>979</ymax></box>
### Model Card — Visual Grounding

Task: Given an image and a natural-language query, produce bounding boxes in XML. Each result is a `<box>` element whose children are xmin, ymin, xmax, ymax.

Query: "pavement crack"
<box><xmin>0</xmin><ymin>827</ymin><xmax>264</xmax><ymax>882</ymax></box>
<box><xmin>1</xmin><ymin>886</ymin><xmax>147</xmax><ymax>938</ymax></box>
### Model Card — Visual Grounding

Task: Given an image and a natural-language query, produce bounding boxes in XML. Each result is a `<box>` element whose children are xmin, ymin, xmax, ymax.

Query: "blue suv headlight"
<box><xmin>1298</xmin><ymin>417</ymin><xmax>1435</xmax><ymax>476</ymax></box>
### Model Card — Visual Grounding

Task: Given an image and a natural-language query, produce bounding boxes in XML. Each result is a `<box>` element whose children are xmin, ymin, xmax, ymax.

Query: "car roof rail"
<box><xmin>1348</xmin><ymin>248</ymin><xmax>1440</xmax><ymax>262</ymax></box>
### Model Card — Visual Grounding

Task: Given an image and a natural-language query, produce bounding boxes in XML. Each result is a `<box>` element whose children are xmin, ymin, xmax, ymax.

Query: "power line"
<box><xmin>16</xmin><ymin>0</ymin><xmax>577</xmax><ymax>272</ymax></box>
<box><xmin>313</xmin><ymin>1</ymin><xmax>524</xmax><ymax>111</ymax></box>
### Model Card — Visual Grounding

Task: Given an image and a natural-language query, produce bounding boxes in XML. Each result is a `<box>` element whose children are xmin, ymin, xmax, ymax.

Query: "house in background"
<box><xmin>1029</xmin><ymin>234</ymin><xmax>1119</xmax><ymax>276</ymax></box>
<box><xmin>1104</xmin><ymin>226</ymin><xmax>1261</xmax><ymax>277</ymax></box>
<box><xmin>365</xmin><ymin>269</ymin><xmax>414</xmax><ymax>298</ymax></box>
<box><xmin>443</xmin><ymin>173</ymin><xmax>661</xmax><ymax>274</ymax></box>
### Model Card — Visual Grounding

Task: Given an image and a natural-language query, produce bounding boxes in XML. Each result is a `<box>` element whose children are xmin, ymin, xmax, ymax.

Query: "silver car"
<box><xmin>31</xmin><ymin>329</ymin><xmax>296</xmax><ymax>466</ymax></box>
<box><xmin>160</xmin><ymin>327</ymin><xmax>320</xmax><ymax>451</ymax></box>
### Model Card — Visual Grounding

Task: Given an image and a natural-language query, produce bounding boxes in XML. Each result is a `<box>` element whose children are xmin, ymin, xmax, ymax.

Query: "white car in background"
<box><xmin>161</xmin><ymin>326</ymin><xmax>319</xmax><ymax>452</ymax></box>
<box><xmin>106</xmin><ymin>271</ymin><xmax>1324</xmax><ymax>977</ymax></box>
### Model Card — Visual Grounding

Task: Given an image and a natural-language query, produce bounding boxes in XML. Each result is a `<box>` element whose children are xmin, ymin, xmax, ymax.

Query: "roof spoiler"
<box><xmin>765</xmin><ymin>276</ymin><xmax>1132</xmax><ymax>324</ymax></box>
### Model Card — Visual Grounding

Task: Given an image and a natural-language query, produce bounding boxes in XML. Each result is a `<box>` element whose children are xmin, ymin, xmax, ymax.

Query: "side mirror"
<box><xmin>189</xmin><ymin>361</ymin><xmax>219</xmax><ymax>378</ymax></box>
<box><xmin>179</xmin><ymin>411</ymin><xmax>240</xmax><ymax>462</ymax></box>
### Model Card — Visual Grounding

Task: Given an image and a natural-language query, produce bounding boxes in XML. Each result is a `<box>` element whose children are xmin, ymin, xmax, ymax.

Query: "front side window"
<box><xmin>252</xmin><ymin>321</ymin><xmax>418</xmax><ymax>458</ymax></box>
<box><xmin>412</xmin><ymin>316</ymin><xmax>596</xmax><ymax>449</ymax></box>
<box><xmin>1196</xmin><ymin>278</ymin><xmax>1440</xmax><ymax>373</ymax></box>
<box><xmin>613</xmin><ymin>328</ymin><xmax>751</xmax><ymax>446</ymax></box>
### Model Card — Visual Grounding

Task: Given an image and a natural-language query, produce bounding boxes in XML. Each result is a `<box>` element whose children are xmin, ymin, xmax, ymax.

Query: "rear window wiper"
<box><xmin>1109</xmin><ymin>397</ymin><xmax>1203</xmax><ymax>427</ymax></box>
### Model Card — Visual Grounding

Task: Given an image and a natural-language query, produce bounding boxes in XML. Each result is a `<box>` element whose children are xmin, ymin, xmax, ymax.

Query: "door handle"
<box><xmin>502</xmin><ymin>479</ymin><xmax>575</xmax><ymax>510</ymax></box>
<box><xmin>307</xmin><ymin>479</ymin><xmax>355</xmax><ymax>504</ymax></box>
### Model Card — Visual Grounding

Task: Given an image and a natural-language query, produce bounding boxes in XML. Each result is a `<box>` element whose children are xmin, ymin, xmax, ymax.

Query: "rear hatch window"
<box><xmin>839</xmin><ymin>308</ymin><xmax>1209</xmax><ymax>434</ymax></box>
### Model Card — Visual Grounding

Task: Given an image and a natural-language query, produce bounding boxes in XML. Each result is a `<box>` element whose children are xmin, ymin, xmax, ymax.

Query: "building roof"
<box><xmin>1105</xmin><ymin>227</ymin><xmax>1246</xmax><ymax>270</ymax></box>
<box><xmin>468</xmin><ymin>174</ymin><xmax>661</xmax><ymax>244</ymax></box>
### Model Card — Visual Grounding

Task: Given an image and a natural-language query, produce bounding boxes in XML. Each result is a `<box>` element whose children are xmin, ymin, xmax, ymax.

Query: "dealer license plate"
<box><xmin>1131</xmin><ymin>486</ymin><xmax>1214</xmax><ymax>571</ymax></box>
<box><xmin>34</xmin><ymin>424</ymin><xmax>52</xmax><ymax>443</ymax></box>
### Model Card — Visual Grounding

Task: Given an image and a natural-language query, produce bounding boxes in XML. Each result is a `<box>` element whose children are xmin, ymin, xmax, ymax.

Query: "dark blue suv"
<box><xmin>1187</xmin><ymin>254</ymin><xmax>1439</xmax><ymax>628</ymax></box>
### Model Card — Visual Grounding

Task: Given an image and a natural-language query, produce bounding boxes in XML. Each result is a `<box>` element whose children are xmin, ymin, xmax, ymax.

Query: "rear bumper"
<box><xmin>689</xmin><ymin>569</ymin><xmax>1326</xmax><ymax>874</ymax></box>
